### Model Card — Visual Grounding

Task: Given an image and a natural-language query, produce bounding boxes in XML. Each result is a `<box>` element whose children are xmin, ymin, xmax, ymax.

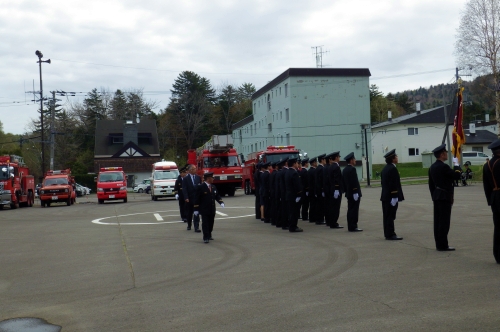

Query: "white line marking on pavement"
<box><xmin>154</xmin><ymin>213</ymin><xmax>163</xmax><ymax>221</ymax></box>
<box><xmin>216</xmin><ymin>211</ymin><xmax>228</xmax><ymax>217</ymax></box>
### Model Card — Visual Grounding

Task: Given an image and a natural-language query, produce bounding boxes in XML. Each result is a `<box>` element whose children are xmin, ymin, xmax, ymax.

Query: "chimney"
<box><xmin>485</xmin><ymin>114</ymin><xmax>490</xmax><ymax>122</ymax></box>
<box><xmin>388</xmin><ymin>111</ymin><xmax>392</xmax><ymax>121</ymax></box>
<box><xmin>123</xmin><ymin>121</ymin><xmax>138</xmax><ymax>145</ymax></box>
<box><xmin>469</xmin><ymin>123</ymin><xmax>476</xmax><ymax>136</ymax></box>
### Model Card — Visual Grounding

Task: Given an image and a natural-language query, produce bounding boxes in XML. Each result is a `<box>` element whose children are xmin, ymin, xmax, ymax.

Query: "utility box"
<box><xmin>421</xmin><ymin>152</ymin><xmax>435</xmax><ymax>168</ymax></box>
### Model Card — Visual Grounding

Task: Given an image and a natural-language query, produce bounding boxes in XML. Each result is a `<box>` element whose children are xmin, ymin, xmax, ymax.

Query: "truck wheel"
<box><xmin>228</xmin><ymin>187</ymin><xmax>236</xmax><ymax>197</ymax></box>
<box><xmin>10</xmin><ymin>197</ymin><xmax>19</xmax><ymax>209</ymax></box>
<box><xmin>67</xmin><ymin>197</ymin><xmax>71</xmax><ymax>206</ymax></box>
<box><xmin>153</xmin><ymin>195</ymin><xmax>158</xmax><ymax>201</ymax></box>
<box><xmin>0</xmin><ymin>204</ymin><xmax>3</xmax><ymax>210</ymax></box>
<box><xmin>244</xmin><ymin>181</ymin><xmax>251</xmax><ymax>195</ymax></box>
<box><xmin>138</xmin><ymin>188</ymin><xmax>143</xmax><ymax>193</ymax></box>
<box><xmin>28</xmin><ymin>192</ymin><xmax>33</xmax><ymax>207</ymax></box>
<box><xmin>41</xmin><ymin>200</ymin><xmax>46</xmax><ymax>207</ymax></box>
<box><xmin>124</xmin><ymin>198</ymin><xmax>127</xmax><ymax>203</ymax></box>
<box><xmin>47</xmin><ymin>202</ymin><xmax>51</xmax><ymax>207</ymax></box>
<box><xmin>98</xmin><ymin>199</ymin><xmax>104</xmax><ymax>204</ymax></box>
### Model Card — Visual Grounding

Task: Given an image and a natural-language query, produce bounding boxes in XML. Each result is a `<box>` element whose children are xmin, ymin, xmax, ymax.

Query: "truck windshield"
<box><xmin>99</xmin><ymin>172</ymin><xmax>124</xmax><ymax>182</ymax></box>
<box><xmin>44</xmin><ymin>178</ymin><xmax>68</xmax><ymax>186</ymax></box>
<box><xmin>0</xmin><ymin>166</ymin><xmax>9</xmax><ymax>180</ymax></box>
<box><xmin>154</xmin><ymin>170</ymin><xmax>179</xmax><ymax>180</ymax></box>
<box><xmin>203</xmin><ymin>156</ymin><xmax>240</xmax><ymax>167</ymax></box>
<box><xmin>264</xmin><ymin>153</ymin><xmax>300</xmax><ymax>163</ymax></box>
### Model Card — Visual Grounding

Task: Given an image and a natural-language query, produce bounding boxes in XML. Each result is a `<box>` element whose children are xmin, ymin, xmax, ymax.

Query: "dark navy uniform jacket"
<box><xmin>428</xmin><ymin>160</ymin><xmax>461</xmax><ymax>202</ymax></box>
<box><xmin>380</xmin><ymin>164</ymin><xmax>404</xmax><ymax>202</ymax></box>
<box><xmin>342</xmin><ymin>165</ymin><xmax>362</xmax><ymax>199</ymax></box>
<box><xmin>194</xmin><ymin>182</ymin><xmax>223</xmax><ymax>216</ymax></box>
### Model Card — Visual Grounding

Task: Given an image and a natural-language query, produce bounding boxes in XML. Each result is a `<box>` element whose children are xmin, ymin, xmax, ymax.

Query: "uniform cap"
<box><xmin>488</xmin><ymin>138</ymin><xmax>500</xmax><ymax>151</ymax></box>
<box><xmin>271</xmin><ymin>161</ymin><xmax>278</xmax><ymax>167</ymax></box>
<box><xmin>287</xmin><ymin>157</ymin><xmax>298</xmax><ymax>165</ymax></box>
<box><xmin>326</xmin><ymin>151</ymin><xmax>340</xmax><ymax>159</ymax></box>
<box><xmin>203</xmin><ymin>172</ymin><xmax>214</xmax><ymax>179</ymax></box>
<box><xmin>384</xmin><ymin>149</ymin><xmax>397</xmax><ymax>159</ymax></box>
<box><xmin>344</xmin><ymin>152</ymin><xmax>355</xmax><ymax>161</ymax></box>
<box><xmin>261</xmin><ymin>161</ymin><xmax>271</xmax><ymax>168</ymax></box>
<box><xmin>317</xmin><ymin>154</ymin><xmax>326</xmax><ymax>161</ymax></box>
<box><xmin>432</xmin><ymin>144</ymin><xmax>447</xmax><ymax>153</ymax></box>
<box><xmin>309</xmin><ymin>156</ymin><xmax>318</xmax><ymax>163</ymax></box>
<box><xmin>301</xmin><ymin>158</ymin><xmax>309</xmax><ymax>165</ymax></box>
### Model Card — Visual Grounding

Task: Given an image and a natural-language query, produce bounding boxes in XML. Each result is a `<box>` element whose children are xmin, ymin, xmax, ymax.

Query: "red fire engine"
<box><xmin>96</xmin><ymin>167</ymin><xmax>128</xmax><ymax>204</ymax></box>
<box><xmin>187</xmin><ymin>135</ymin><xmax>243</xmax><ymax>197</ymax></box>
<box><xmin>241</xmin><ymin>145</ymin><xmax>300</xmax><ymax>195</ymax></box>
<box><xmin>0</xmin><ymin>155</ymin><xmax>35</xmax><ymax>209</ymax></box>
<box><xmin>39</xmin><ymin>169</ymin><xmax>76</xmax><ymax>207</ymax></box>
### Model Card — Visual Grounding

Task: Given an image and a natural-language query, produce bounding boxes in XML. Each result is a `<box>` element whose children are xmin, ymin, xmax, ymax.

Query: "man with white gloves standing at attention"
<box><xmin>380</xmin><ymin>149</ymin><xmax>404</xmax><ymax>240</ymax></box>
<box><xmin>193</xmin><ymin>172</ymin><xmax>225</xmax><ymax>243</ymax></box>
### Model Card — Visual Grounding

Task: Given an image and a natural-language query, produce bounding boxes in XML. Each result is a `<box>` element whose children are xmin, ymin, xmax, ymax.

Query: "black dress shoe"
<box><xmin>315</xmin><ymin>221</ymin><xmax>326</xmax><ymax>225</ymax></box>
<box><xmin>386</xmin><ymin>235</ymin><xmax>403</xmax><ymax>240</ymax></box>
<box><xmin>183</xmin><ymin>219</ymin><xmax>187</xmax><ymax>223</ymax></box>
<box><xmin>261</xmin><ymin>218</ymin><xmax>266</xmax><ymax>222</ymax></box>
<box><xmin>302</xmin><ymin>218</ymin><xmax>309</xmax><ymax>221</ymax></box>
<box><xmin>349</xmin><ymin>228</ymin><xmax>363</xmax><ymax>232</ymax></box>
<box><xmin>187</xmin><ymin>227</ymin><xmax>191</xmax><ymax>230</ymax></box>
<box><xmin>203</xmin><ymin>239</ymin><xmax>209</xmax><ymax>243</ymax></box>
<box><xmin>289</xmin><ymin>227</ymin><xmax>303</xmax><ymax>232</ymax></box>
<box><xmin>282</xmin><ymin>227</ymin><xmax>289</xmax><ymax>230</ymax></box>
<box><xmin>209</xmin><ymin>237</ymin><xmax>214</xmax><ymax>240</ymax></box>
<box><xmin>330</xmin><ymin>224</ymin><xmax>344</xmax><ymax>229</ymax></box>
<box><xmin>437</xmin><ymin>247</ymin><xmax>455</xmax><ymax>251</ymax></box>
<box><xmin>195</xmin><ymin>229</ymin><xmax>201</xmax><ymax>233</ymax></box>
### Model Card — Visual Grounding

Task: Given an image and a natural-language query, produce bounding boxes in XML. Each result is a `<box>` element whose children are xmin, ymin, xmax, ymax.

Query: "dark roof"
<box><xmin>94</xmin><ymin>119</ymin><xmax>160</xmax><ymax>156</ymax></box>
<box><xmin>372</xmin><ymin>105</ymin><xmax>454</xmax><ymax>128</ymax></box>
<box><xmin>464</xmin><ymin>129</ymin><xmax>498</xmax><ymax>144</ymax></box>
<box><xmin>231</xmin><ymin>114</ymin><xmax>254</xmax><ymax>131</ymax></box>
<box><xmin>252</xmin><ymin>68</ymin><xmax>371</xmax><ymax>100</ymax></box>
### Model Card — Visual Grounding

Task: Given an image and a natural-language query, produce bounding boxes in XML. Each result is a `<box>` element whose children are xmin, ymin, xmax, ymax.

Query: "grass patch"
<box><xmin>372</xmin><ymin>162</ymin><xmax>484</xmax><ymax>181</ymax></box>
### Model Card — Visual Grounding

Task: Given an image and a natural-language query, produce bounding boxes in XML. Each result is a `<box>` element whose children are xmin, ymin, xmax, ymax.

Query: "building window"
<box><xmin>285</xmin><ymin>83</ymin><xmax>288</xmax><ymax>97</ymax></box>
<box><xmin>255</xmin><ymin>143</ymin><xmax>257</xmax><ymax>151</ymax></box>
<box><xmin>286</xmin><ymin>108</ymin><xmax>289</xmax><ymax>122</ymax></box>
<box><xmin>267</xmin><ymin>94</ymin><xmax>271</xmax><ymax>111</ymax></box>
<box><xmin>253</xmin><ymin>103</ymin><xmax>256</xmax><ymax>111</ymax></box>
<box><xmin>281</xmin><ymin>136</ymin><xmax>283</xmax><ymax>144</ymax></box>
<box><xmin>408</xmin><ymin>128</ymin><xmax>419</xmax><ymax>135</ymax></box>
<box><xmin>409</xmin><ymin>148</ymin><xmax>420</xmax><ymax>156</ymax></box>
<box><xmin>280</xmin><ymin>87</ymin><xmax>282</xmax><ymax>95</ymax></box>
<box><xmin>268</xmin><ymin>123</ymin><xmax>272</xmax><ymax>133</ymax></box>
<box><xmin>286</xmin><ymin>133</ymin><xmax>290</xmax><ymax>145</ymax></box>
<box><xmin>280</xmin><ymin>111</ymin><xmax>282</xmax><ymax>120</ymax></box>
<box><xmin>472</xmin><ymin>146</ymin><xmax>484</xmax><ymax>152</ymax></box>
<box><xmin>239</xmin><ymin>130</ymin><xmax>242</xmax><ymax>143</ymax></box>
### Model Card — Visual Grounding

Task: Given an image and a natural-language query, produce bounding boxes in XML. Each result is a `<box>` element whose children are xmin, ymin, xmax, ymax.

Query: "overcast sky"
<box><xmin>0</xmin><ymin>0</ymin><xmax>469</xmax><ymax>135</ymax></box>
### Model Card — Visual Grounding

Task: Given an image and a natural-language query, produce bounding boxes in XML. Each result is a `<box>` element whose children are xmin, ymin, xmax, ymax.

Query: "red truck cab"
<box><xmin>96</xmin><ymin>167</ymin><xmax>128</xmax><ymax>204</ymax></box>
<box><xmin>39</xmin><ymin>169</ymin><xmax>76</xmax><ymax>207</ymax></box>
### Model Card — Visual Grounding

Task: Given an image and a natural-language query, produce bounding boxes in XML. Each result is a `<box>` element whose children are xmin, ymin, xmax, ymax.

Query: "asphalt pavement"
<box><xmin>0</xmin><ymin>184</ymin><xmax>499</xmax><ymax>331</ymax></box>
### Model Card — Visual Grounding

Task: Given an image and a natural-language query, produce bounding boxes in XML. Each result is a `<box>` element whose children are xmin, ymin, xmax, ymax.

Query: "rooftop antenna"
<box><xmin>311</xmin><ymin>45</ymin><xmax>329</xmax><ymax>68</ymax></box>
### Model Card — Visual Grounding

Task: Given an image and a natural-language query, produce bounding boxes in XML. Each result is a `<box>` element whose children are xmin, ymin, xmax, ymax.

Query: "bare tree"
<box><xmin>455</xmin><ymin>0</ymin><xmax>500</xmax><ymax>136</ymax></box>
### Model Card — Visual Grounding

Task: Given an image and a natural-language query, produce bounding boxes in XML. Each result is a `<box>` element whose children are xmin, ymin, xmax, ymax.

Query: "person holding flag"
<box><xmin>451</xmin><ymin>87</ymin><xmax>466</xmax><ymax>164</ymax></box>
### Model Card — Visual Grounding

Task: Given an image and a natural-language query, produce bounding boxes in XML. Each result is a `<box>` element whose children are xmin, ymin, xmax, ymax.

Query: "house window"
<box><xmin>280</xmin><ymin>111</ymin><xmax>282</xmax><ymax>120</ymax></box>
<box><xmin>137</xmin><ymin>133</ymin><xmax>152</xmax><ymax>145</ymax></box>
<box><xmin>286</xmin><ymin>108</ymin><xmax>289</xmax><ymax>122</ymax></box>
<box><xmin>109</xmin><ymin>133</ymin><xmax>124</xmax><ymax>144</ymax></box>
<box><xmin>267</xmin><ymin>94</ymin><xmax>271</xmax><ymax>111</ymax></box>
<box><xmin>409</xmin><ymin>148</ymin><xmax>420</xmax><ymax>156</ymax></box>
<box><xmin>268</xmin><ymin>123</ymin><xmax>272</xmax><ymax>133</ymax></box>
<box><xmin>408</xmin><ymin>128</ymin><xmax>419</xmax><ymax>135</ymax></box>
<box><xmin>286</xmin><ymin>133</ymin><xmax>290</xmax><ymax>145</ymax></box>
<box><xmin>285</xmin><ymin>83</ymin><xmax>288</xmax><ymax>97</ymax></box>
<box><xmin>472</xmin><ymin>147</ymin><xmax>483</xmax><ymax>152</ymax></box>
<box><xmin>239</xmin><ymin>130</ymin><xmax>242</xmax><ymax>143</ymax></box>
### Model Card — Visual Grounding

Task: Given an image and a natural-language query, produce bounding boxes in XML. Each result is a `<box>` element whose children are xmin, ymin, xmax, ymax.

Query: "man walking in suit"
<box><xmin>327</xmin><ymin>151</ymin><xmax>344</xmax><ymax>229</ymax></box>
<box><xmin>174</xmin><ymin>166</ymin><xmax>188</xmax><ymax>222</ymax></box>
<box><xmin>279</xmin><ymin>158</ymin><xmax>289</xmax><ymax>229</ymax></box>
<box><xmin>380</xmin><ymin>149</ymin><xmax>404</xmax><ymax>240</ymax></box>
<box><xmin>342</xmin><ymin>152</ymin><xmax>363</xmax><ymax>232</ymax></box>
<box><xmin>428</xmin><ymin>144</ymin><xmax>462</xmax><ymax>251</ymax></box>
<box><xmin>285</xmin><ymin>158</ymin><xmax>303</xmax><ymax>232</ymax></box>
<box><xmin>299</xmin><ymin>158</ymin><xmax>310</xmax><ymax>221</ymax></box>
<box><xmin>315</xmin><ymin>154</ymin><xmax>327</xmax><ymax>225</ymax></box>
<box><xmin>308</xmin><ymin>157</ymin><xmax>318</xmax><ymax>224</ymax></box>
<box><xmin>482</xmin><ymin>138</ymin><xmax>500</xmax><ymax>263</ymax></box>
<box><xmin>194</xmin><ymin>172</ymin><xmax>224</xmax><ymax>243</ymax></box>
<box><xmin>260</xmin><ymin>162</ymin><xmax>271</xmax><ymax>223</ymax></box>
<box><xmin>182</xmin><ymin>164</ymin><xmax>202</xmax><ymax>232</ymax></box>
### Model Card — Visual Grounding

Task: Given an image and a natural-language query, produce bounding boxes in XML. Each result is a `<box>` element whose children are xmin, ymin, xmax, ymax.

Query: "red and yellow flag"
<box><xmin>451</xmin><ymin>87</ymin><xmax>466</xmax><ymax>158</ymax></box>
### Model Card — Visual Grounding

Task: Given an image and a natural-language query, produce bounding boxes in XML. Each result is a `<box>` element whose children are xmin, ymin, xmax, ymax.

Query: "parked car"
<box><xmin>462</xmin><ymin>151</ymin><xmax>491</xmax><ymax>165</ymax></box>
<box><xmin>133</xmin><ymin>179</ymin><xmax>151</xmax><ymax>193</ymax></box>
<box><xmin>75</xmin><ymin>183</ymin><xmax>91</xmax><ymax>195</ymax></box>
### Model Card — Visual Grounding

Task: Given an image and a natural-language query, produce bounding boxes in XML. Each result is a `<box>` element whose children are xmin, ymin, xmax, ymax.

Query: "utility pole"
<box><xmin>35</xmin><ymin>50</ymin><xmax>50</xmax><ymax>176</ymax></box>
<box><xmin>50</xmin><ymin>91</ymin><xmax>56</xmax><ymax>170</ymax></box>
<box><xmin>311</xmin><ymin>46</ymin><xmax>329</xmax><ymax>68</ymax></box>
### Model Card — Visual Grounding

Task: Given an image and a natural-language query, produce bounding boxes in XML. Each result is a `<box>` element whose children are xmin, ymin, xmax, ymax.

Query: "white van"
<box><xmin>462</xmin><ymin>151</ymin><xmax>491</xmax><ymax>165</ymax></box>
<box><xmin>151</xmin><ymin>161</ymin><xmax>179</xmax><ymax>201</ymax></box>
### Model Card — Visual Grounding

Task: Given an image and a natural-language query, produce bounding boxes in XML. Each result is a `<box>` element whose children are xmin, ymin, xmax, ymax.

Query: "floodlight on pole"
<box><xmin>36</xmin><ymin>50</ymin><xmax>51</xmax><ymax>177</ymax></box>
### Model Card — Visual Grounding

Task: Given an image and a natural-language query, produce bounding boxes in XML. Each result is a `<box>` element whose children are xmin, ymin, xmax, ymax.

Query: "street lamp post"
<box><xmin>35</xmin><ymin>50</ymin><xmax>51</xmax><ymax>176</ymax></box>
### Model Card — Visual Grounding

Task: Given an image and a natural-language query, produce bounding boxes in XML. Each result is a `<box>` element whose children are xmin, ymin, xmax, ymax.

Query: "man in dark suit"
<box><xmin>380</xmin><ymin>149</ymin><xmax>404</xmax><ymax>240</ymax></box>
<box><xmin>285</xmin><ymin>158</ymin><xmax>303</xmax><ymax>232</ymax></box>
<box><xmin>174</xmin><ymin>166</ymin><xmax>188</xmax><ymax>222</ymax></box>
<box><xmin>308</xmin><ymin>157</ymin><xmax>318</xmax><ymax>223</ymax></box>
<box><xmin>315</xmin><ymin>154</ymin><xmax>327</xmax><ymax>225</ymax></box>
<box><xmin>327</xmin><ymin>151</ymin><xmax>344</xmax><ymax>229</ymax></box>
<box><xmin>428</xmin><ymin>144</ymin><xmax>462</xmax><ymax>251</ymax></box>
<box><xmin>269</xmin><ymin>162</ymin><xmax>278</xmax><ymax>226</ymax></box>
<box><xmin>323</xmin><ymin>153</ymin><xmax>336</xmax><ymax>227</ymax></box>
<box><xmin>279</xmin><ymin>158</ymin><xmax>289</xmax><ymax>229</ymax></box>
<box><xmin>182</xmin><ymin>164</ymin><xmax>202</xmax><ymax>232</ymax></box>
<box><xmin>483</xmin><ymin>138</ymin><xmax>500</xmax><ymax>263</ymax></box>
<box><xmin>193</xmin><ymin>172</ymin><xmax>224</xmax><ymax>243</ymax></box>
<box><xmin>254</xmin><ymin>162</ymin><xmax>262</xmax><ymax>219</ymax></box>
<box><xmin>259</xmin><ymin>162</ymin><xmax>271</xmax><ymax>223</ymax></box>
<box><xmin>299</xmin><ymin>158</ymin><xmax>310</xmax><ymax>221</ymax></box>
<box><xmin>342</xmin><ymin>152</ymin><xmax>363</xmax><ymax>232</ymax></box>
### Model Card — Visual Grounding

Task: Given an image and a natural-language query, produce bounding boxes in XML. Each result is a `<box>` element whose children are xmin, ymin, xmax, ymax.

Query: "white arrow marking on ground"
<box><xmin>154</xmin><ymin>213</ymin><xmax>163</xmax><ymax>221</ymax></box>
<box><xmin>216</xmin><ymin>211</ymin><xmax>228</xmax><ymax>217</ymax></box>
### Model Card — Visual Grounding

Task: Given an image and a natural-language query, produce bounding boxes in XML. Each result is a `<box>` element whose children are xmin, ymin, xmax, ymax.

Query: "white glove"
<box><xmin>194</xmin><ymin>211</ymin><xmax>199</xmax><ymax>216</ymax></box>
<box><xmin>295</xmin><ymin>197</ymin><xmax>301</xmax><ymax>203</ymax></box>
<box><xmin>322</xmin><ymin>192</ymin><xmax>325</xmax><ymax>197</ymax></box>
<box><xmin>175</xmin><ymin>194</ymin><xmax>179</xmax><ymax>200</ymax></box>
<box><xmin>353</xmin><ymin>193</ymin><xmax>359</xmax><ymax>201</ymax></box>
<box><xmin>390</xmin><ymin>197</ymin><xmax>398</xmax><ymax>206</ymax></box>
<box><xmin>306</xmin><ymin>192</ymin><xmax>309</xmax><ymax>197</ymax></box>
<box><xmin>220</xmin><ymin>203</ymin><xmax>225</xmax><ymax>208</ymax></box>
<box><xmin>334</xmin><ymin>190</ymin><xmax>339</xmax><ymax>199</ymax></box>
<box><xmin>453</xmin><ymin>157</ymin><xmax>459</xmax><ymax>166</ymax></box>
